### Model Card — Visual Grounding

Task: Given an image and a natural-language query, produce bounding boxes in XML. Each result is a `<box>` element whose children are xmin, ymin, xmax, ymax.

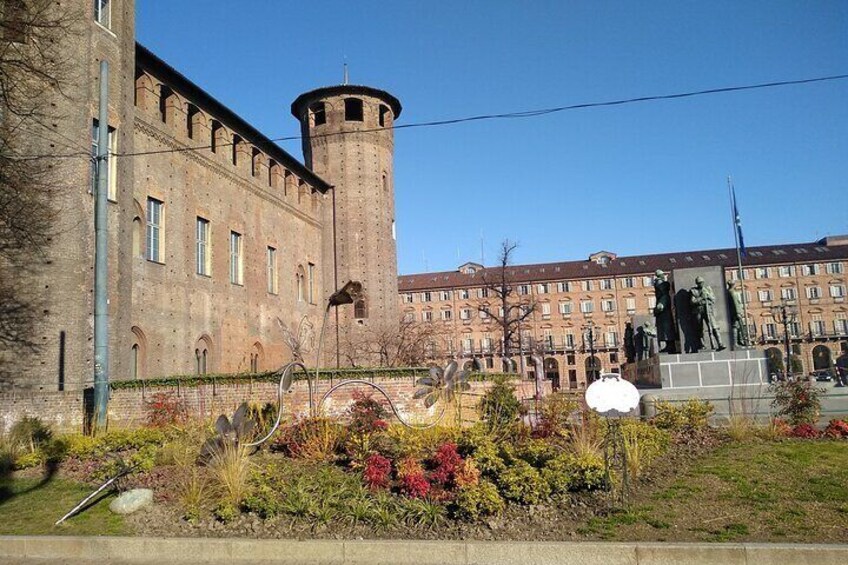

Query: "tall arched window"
<box><xmin>195</xmin><ymin>335</ymin><xmax>212</xmax><ymax>375</ymax></box>
<box><xmin>296</xmin><ymin>266</ymin><xmax>306</xmax><ymax>302</ymax></box>
<box><xmin>131</xmin><ymin>344</ymin><xmax>139</xmax><ymax>380</ymax></box>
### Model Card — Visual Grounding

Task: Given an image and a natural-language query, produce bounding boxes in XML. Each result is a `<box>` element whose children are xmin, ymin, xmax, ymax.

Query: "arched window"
<box><xmin>251</xmin><ymin>343</ymin><xmax>264</xmax><ymax>372</ymax></box>
<box><xmin>131</xmin><ymin>344</ymin><xmax>139</xmax><ymax>380</ymax></box>
<box><xmin>813</xmin><ymin>345</ymin><xmax>832</xmax><ymax>372</ymax></box>
<box><xmin>130</xmin><ymin>326</ymin><xmax>147</xmax><ymax>380</ymax></box>
<box><xmin>344</xmin><ymin>98</ymin><xmax>363</xmax><ymax>122</ymax></box>
<box><xmin>132</xmin><ymin>216</ymin><xmax>142</xmax><ymax>257</ymax></box>
<box><xmin>211</xmin><ymin>120</ymin><xmax>223</xmax><ymax>153</ymax></box>
<box><xmin>354</xmin><ymin>299</ymin><xmax>368</xmax><ymax>319</ymax></box>
<box><xmin>296</xmin><ymin>266</ymin><xmax>306</xmax><ymax>302</ymax></box>
<box><xmin>195</xmin><ymin>335</ymin><xmax>212</xmax><ymax>375</ymax></box>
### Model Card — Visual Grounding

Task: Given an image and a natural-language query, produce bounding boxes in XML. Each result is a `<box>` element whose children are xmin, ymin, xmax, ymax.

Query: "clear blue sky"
<box><xmin>137</xmin><ymin>0</ymin><xmax>848</xmax><ymax>275</ymax></box>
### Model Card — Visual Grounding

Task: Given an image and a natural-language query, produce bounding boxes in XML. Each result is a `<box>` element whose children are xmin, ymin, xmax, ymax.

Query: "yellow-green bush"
<box><xmin>452</xmin><ymin>480</ymin><xmax>504</xmax><ymax>520</ymax></box>
<box><xmin>496</xmin><ymin>459</ymin><xmax>551</xmax><ymax>504</ymax></box>
<box><xmin>652</xmin><ymin>399</ymin><xmax>713</xmax><ymax>431</ymax></box>
<box><xmin>541</xmin><ymin>452</ymin><xmax>605</xmax><ymax>494</ymax></box>
<box><xmin>385</xmin><ymin>425</ymin><xmax>458</xmax><ymax>459</ymax></box>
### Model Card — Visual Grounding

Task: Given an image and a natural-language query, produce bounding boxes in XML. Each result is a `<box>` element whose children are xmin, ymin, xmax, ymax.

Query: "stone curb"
<box><xmin>1</xmin><ymin>537</ymin><xmax>847</xmax><ymax>564</ymax></box>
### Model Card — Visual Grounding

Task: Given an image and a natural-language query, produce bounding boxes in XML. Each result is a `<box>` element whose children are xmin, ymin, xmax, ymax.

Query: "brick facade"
<box><xmin>398</xmin><ymin>239</ymin><xmax>848</xmax><ymax>389</ymax></box>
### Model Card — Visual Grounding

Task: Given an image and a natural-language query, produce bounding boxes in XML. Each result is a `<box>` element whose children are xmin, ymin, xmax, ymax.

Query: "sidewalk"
<box><xmin>2</xmin><ymin>536</ymin><xmax>848</xmax><ymax>564</ymax></box>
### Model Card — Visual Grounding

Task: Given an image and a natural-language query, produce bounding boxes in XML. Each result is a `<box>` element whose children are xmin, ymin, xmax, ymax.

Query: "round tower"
<box><xmin>292</xmin><ymin>85</ymin><xmax>402</xmax><ymax>357</ymax></box>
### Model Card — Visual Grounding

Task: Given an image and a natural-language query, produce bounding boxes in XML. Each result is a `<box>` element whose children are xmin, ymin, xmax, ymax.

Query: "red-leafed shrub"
<box><xmin>348</xmin><ymin>391</ymin><xmax>389</xmax><ymax>434</ymax></box>
<box><xmin>145</xmin><ymin>392</ymin><xmax>187</xmax><ymax>427</ymax></box>
<box><xmin>823</xmin><ymin>419</ymin><xmax>848</xmax><ymax>439</ymax></box>
<box><xmin>363</xmin><ymin>453</ymin><xmax>392</xmax><ymax>489</ymax></box>
<box><xmin>790</xmin><ymin>423</ymin><xmax>820</xmax><ymax>439</ymax></box>
<box><xmin>431</xmin><ymin>442</ymin><xmax>462</xmax><ymax>486</ymax></box>
<box><xmin>401</xmin><ymin>471</ymin><xmax>431</xmax><ymax>499</ymax></box>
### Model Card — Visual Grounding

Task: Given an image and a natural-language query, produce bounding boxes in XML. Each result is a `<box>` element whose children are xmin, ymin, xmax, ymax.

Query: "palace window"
<box><xmin>422</xmin><ymin>311</ymin><xmax>433</xmax><ymax>322</ymax></box>
<box><xmin>601</xmin><ymin>299</ymin><xmax>615</xmax><ymax>312</ymax></box>
<box><xmin>626</xmin><ymin>298</ymin><xmax>636</xmax><ymax>312</ymax></box>
<box><xmin>460</xmin><ymin>308</ymin><xmax>472</xmax><ymax>320</ymax></box>
<box><xmin>781</xmin><ymin>287</ymin><xmax>797</xmax><ymax>300</ymax></box>
<box><xmin>440</xmin><ymin>290</ymin><xmax>452</xmax><ymax>301</ymax></box>
<box><xmin>758</xmin><ymin>289</ymin><xmax>773</xmax><ymax>302</ymax></box>
<box><xmin>557</xmin><ymin>281</ymin><xmax>572</xmax><ymax>292</ymax></box>
<box><xmin>229</xmin><ymin>231</ymin><xmax>243</xmax><ymax>285</ymax></box>
<box><xmin>196</xmin><ymin>217</ymin><xmax>210</xmax><ymax>276</ymax></box>
<box><xmin>267</xmin><ymin>247</ymin><xmax>277</xmax><ymax>294</ymax></box>
<box><xmin>559</xmin><ymin>301</ymin><xmax>572</xmax><ymax>315</ymax></box>
<box><xmin>580</xmin><ymin>300</ymin><xmax>594</xmax><ymax>314</ymax></box>
<box><xmin>801</xmin><ymin>264</ymin><xmax>819</xmax><ymax>276</ymax></box>
<box><xmin>422</xmin><ymin>291</ymin><xmax>432</xmax><ymax>302</ymax></box>
<box><xmin>622</xmin><ymin>277</ymin><xmax>636</xmax><ymax>289</ymax></box>
<box><xmin>518</xmin><ymin>284</ymin><xmax>530</xmax><ymax>295</ymax></box>
<box><xmin>831</xmin><ymin>285</ymin><xmax>846</xmax><ymax>298</ymax></box>
<box><xmin>145</xmin><ymin>198</ymin><xmax>163</xmax><ymax>263</ymax></box>
<box><xmin>756</xmin><ymin>267</ymin><xmax>771</xmax><ymax>279</ymax></box>
<box><xmin>441</xmin><ymin>309</ymin><xmax>453</xmax><ymax>321</ymax></box>
<box><xmin>94</xmin><ymin>0</ymin><xmax>111</xmax><ymax>28</ymax></box>
<box><xmin>806</xmin><ymin>286</ymin><xmax>822</xmax><ymax>299</ymax></box>
<box><xmin>581</xmin><ymin>280</ymin><xmax>594</xmax><ymax>292</ymax></box>
<box><xmin>541</xmin><ymin>302</ymin><xmax>551</xmax><ymax>317</ymax></box>
<box><xmin>600</xmin><ymin>279</ymin><xmax>613</xmax><ymax>290</ymax></box>
<box><xmin>403</xmin><ymin>293</ymin><xmax>414</xmax><ymax>303</ymax></box>
<box><xmin>827</xmin><ymin>262</ymin><xmax>844</xmax><ymax>275</ymax></box>
<box><xmin>537</xmin><ymin>283</ymin><xmax>550</xmax><ymax>294</ymax></box>
<box><xmin>459</xmin><ymin>289</ymin><xmax>470</xmax><ymax>299</ymax></box>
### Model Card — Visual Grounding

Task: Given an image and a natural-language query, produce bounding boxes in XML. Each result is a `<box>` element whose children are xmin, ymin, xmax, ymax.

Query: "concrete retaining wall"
<box><xmin>1</xmin><ymin>537</ymin><xmax>847</xmax><ymax>564</ymax></box>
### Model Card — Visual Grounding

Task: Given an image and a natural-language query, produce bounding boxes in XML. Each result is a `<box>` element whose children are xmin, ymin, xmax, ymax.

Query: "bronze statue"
<box><xmin>726</xmin><ymin>281</ymin><xmax>749</xmax><ymax>347</ymax></box>
<box><xmin>690</xmin><ymin>276</ymin><xmax>725</xmax><ymax>351</ymax></box>
<box><xmin>624</xmin><ymin>321</ymin><xmax>636</xmax><ymax>363</ymax></box>
<box><xmin>652</xmin><ymin>270</ymin><xmax>676</xmax><ymax>353</ymax></box>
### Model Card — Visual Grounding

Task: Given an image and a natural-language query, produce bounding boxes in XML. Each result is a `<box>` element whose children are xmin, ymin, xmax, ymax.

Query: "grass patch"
<box><xmin>0</xmin><ymin>477</ymin><xmax>127</xmax><ymax>535</ymax></box>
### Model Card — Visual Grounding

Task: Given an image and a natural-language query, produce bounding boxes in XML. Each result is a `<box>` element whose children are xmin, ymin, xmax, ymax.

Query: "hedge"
<box><xmin>109</xmin><ymin>367</ymin><xmax>519</xmax><ymax>391</ymax></box>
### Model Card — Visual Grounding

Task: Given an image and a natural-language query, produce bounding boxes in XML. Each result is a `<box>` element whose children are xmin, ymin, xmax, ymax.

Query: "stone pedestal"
<box><xmin>658</xmin><ymin>349</ymin><xmax>767</xmax><ymax>389</ymax></box>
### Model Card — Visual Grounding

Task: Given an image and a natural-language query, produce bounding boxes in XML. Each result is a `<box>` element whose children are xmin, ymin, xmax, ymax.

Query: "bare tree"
<box><xmin>278</xmin><ymin>316</ymin><xmax>315</xmax><ymax>365</ymax></box>
<box><xmin>338</xmin><ymin>316</ymin><xmax>448</xmax><ymax>368</ymax></box>
<box><xmin>477</xmin><ymin>240</ymin><xmax>536</xmax><ymax>369</ymax></box>
<box><xmin>0</xmin><ymin>1</ymin><xmax>80</xmax><ymax>383</ymax></box>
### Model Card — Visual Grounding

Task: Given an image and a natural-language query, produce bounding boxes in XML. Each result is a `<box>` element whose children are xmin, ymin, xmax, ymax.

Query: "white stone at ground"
<box><xmin>109</xmin><ymin>488</ymin><xmax>153</xmax><ymax>515</ymax></box>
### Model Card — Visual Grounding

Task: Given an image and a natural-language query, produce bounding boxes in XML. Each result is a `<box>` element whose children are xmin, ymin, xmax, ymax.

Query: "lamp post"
<box><xmin>582</xmin><ymin>320</ymin><xmax>598</xmax><ymax>384</ymax></box>
<box><xmin>770</xmin><ymin>301</ymin><xmax>797</xmax><ymax>381</ymax></box>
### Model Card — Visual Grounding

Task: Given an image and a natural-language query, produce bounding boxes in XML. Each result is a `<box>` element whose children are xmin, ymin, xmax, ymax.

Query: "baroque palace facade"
<box><xmin>398</xmin><ymin>237</ymin><xmax>848</xmax><ymax>389</ymax></box>
<box><xmin>2</xmin><ymin>0</ymin><xmax>400</xmax><ymax>390</ymax></box>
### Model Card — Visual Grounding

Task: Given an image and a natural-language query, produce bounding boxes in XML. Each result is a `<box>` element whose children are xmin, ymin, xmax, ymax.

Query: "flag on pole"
<box><xmin>731</xmin><ymin>182</ymin><xmax>747</xmax><ymax>257</ymax></box>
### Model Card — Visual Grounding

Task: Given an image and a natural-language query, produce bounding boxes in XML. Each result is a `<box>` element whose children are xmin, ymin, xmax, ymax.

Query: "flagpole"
<box><xmin>728</xmin><ymin>176</ymin><xmax>749</xmax><ymax>345</ymax></box>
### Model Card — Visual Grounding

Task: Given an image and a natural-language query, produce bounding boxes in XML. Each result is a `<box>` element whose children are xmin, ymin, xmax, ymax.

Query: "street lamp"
<box><xmin>582</xmin><ymin>320</ymin><xmax>598</xmax><ymax>384</ymax></box>
<box><xmin>769</xmin><ymin>300</ymin><xmax>797</xmax><ymax>381</ymax></box>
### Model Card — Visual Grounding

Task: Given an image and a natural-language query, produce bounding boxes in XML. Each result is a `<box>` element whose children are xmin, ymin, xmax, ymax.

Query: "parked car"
<box><xmin>809</xmin><ymin>369</ymin><xmax>834</xmax><ymax>382</ymax></box>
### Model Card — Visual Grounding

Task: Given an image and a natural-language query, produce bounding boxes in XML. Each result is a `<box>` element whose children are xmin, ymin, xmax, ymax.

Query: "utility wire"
<box><xmin>10</xmin><ymin>73</ymin><xmax>848</xmax><ymax>161</ymax></box>
<box><xmin>114</xmin><ymin>72</ymin><xmax>848</xmax><ymax>159</ymax></box>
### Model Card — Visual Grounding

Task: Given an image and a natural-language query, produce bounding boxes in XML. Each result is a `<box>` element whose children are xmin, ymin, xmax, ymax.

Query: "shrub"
<box><xmin>145</xmin><ymin>392</ymin><xmax>188</xmax><ymax>427</ymax></box>
<box><xmin>771</xmin><ymin>379</ymin><xmax>824</xmax><ymax>426</ymax></box>
<box><xmin>478</xmin><ymin>375</ymin><xmax>521</xmax><ymax>432</ymax></box>
<box><xmin>568</xmin><ymin>419</ymin><xmax>603</xmax><ymax>461</ymax></box>
<box><xmin>12</xmin><ymin>451</ymin><xmax>43</xmax><ymax>470</ymax></box>
<box><xmin>242</xmin><ymin>484</ymin><xmax>282</xmax><ymax>519</ymax></box>
<box><xmin>430</xmin><ymin>442</ymin><xmax>462</xmax><ymax>486</ymax></box>
<box><xmin>98</xmin><ymin>428</ymin><xmax>168</xmax><ymax>454</ymax></box>
<box><xmin>454</xmin><ymin>457</ymin><xmax>481</xmax><ymax>487</ymax></box>
<box><xmin>542</xmin><ymin>452</ymin><xmax>605</xmax><ymax>494</ymax></box>
<box><xmin>400</xmin><ymin>471</ymin><xmax>430</xmax><ymax>499</ymax></box>
<box><xmin>823</xmin><ymin>419</ymin><xmax>848</xmax><ymax>439</ymax></box>
<box><xmin>517</xmin><ymin>438</ymin><xmax>557</xmax><ymax>467</ymax></box>
<box><xmin>452</xmin><ymin>480</ymin><xmax>504</xmax><ymax>520</ymax></box>
<box><xmin>348</xmin><ymin>391</ymin><xmax>389</xmax><ymax>434</ymax></box>
<box><xmin>652</xmin><ymin>399</ymin><xmax>714</xmax><ymax>432</ymax></box>
<box><xmin>386</xmin><ymin>425</ymin><xmax>458</xmax><ymax>459</ymax></box>
<box><xmin>9</xmin><ymin>416</ymin><xmax>53</xmax><ymax>454</ymax></box>
<box><xmin>363</xmin><ymin>453</ymin><xmax>392</xmax><ymax>489</ymax></box>
<box><xmin>176</xmin><ymin>466</ymin><xmax>211</xmax><ymax>522</ymax></box>
<box><xmin>273</xmin><ymin>417</ymin><xmax>343</xmax><ymax>461</ymax></box>
<box><xmin>62</xmin><ymin>434</ymin><xmax>100</xmax><ymax>458</ymax></box>
<box><xmin>536</xmin><ymin>392</ymin><xmax>577</xmax><ymax>438</ymax></box>
<box><xmin>790</xmin><ymin>423</ymin><xmax>820</xmax><ymax>439</ymax></box>
<box><xmin>496</xmin><ymin>459</ymin><xmax>550</xmax><ymax>504</ymax></box>
<box><xmin>468</xmin><ymin>438</ymin><xmax>506</xmax><ymax>476</ymax></box>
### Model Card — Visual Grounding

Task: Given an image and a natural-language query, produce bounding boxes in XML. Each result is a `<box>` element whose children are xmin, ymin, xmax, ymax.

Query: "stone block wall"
<box><xmin>0</xmin><ymin>378</ymin><xmax>549</xmax><ymax>434</ymax></box>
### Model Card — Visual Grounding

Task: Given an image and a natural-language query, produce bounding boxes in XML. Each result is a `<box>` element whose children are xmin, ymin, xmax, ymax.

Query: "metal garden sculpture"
<box><xmin>413</xmin><ymin>360</ymin><xmax>471</xmax><ymax>408</ymax></box>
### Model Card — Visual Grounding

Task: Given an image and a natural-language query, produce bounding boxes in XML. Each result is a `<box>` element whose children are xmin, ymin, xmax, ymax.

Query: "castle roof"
<box><xmin>291</xmin><ymin>85</ymin><xmax>402</xmax><ymax>119</ymax></box>
<box><xmin>397</xmin><ymin>237</ymin><xmax>848</xmax><ymax>292</ymax></box>
<box><xmin>136</xmin><ymin>43</ymin><xmax>331</xmax><ymax>192</ymax></box>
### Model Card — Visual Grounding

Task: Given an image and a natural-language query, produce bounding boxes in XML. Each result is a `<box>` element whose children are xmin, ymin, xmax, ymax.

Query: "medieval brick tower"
<box><xmin>291</xmin><ymin>85</ymin><xmax>402</xmax><ymax>362</ymax></box>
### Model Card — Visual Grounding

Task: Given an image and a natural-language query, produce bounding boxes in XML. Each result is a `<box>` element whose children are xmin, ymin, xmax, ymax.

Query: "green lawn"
<box><xmin>0</xmin><ymin>476</ymin><xmax>127</xmax><ymax>536</ymax></box>
<box><xmin>583</xmin><ymin>440</ymin><xmax>848</xmax><ymax>543</ymax></box>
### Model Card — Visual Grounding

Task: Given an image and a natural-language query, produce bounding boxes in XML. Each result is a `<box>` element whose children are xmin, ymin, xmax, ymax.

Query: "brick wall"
<box><xmin>0</xmin><ymin>378</ymin><xmax>550</xmax><ymax>434</ymax></box>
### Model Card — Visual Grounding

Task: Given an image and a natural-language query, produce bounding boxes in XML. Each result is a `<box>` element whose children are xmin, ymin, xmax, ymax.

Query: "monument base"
<box><xmin>659</xmin><ymin>349</ymin><xmax>767</xmax><ymax>389</ymax></box>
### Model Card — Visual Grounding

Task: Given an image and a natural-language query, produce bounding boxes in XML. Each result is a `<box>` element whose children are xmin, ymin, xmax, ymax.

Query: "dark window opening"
<box><xmin>344</xmin><ymin>98</ymin><xmax>363</xmax><ymax>122</ymax></box>
<box><xmin>211</xmin><ymin>121</ymin><xmax>222</xmax><ymax>153</ymax></box>
<box><xmin>354</xmin><ymin>299</ymin><xmax>368</xmax><ymax>319</ymax></box>
<box><xmin>158</xmin><ymin>85</ymin><xmax>173</xmax><ymax>123</ymax></box>
<box><xmin>187</xmin><ymin>105</ymin><xmax>200</xmax><ymax>139</ymax></box>
<box><xmin>310</xmin><ymin>102</ymin><xmax>326</xmax><ymax>126</ymax></box>
<box><xmin>232</xmin><ymin>134</ymin><xmax>242</xmax><ymax>166</ymax></box>
<box><xmin>379</xmin><ymin>105</ymin><xmax>389</xmax><ymax>127</ymax></box>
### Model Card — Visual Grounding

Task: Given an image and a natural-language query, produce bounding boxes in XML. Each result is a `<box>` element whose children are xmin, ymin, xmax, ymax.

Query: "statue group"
<box><xmin>640</xmin><ymin>269</ymin><xmax>750</xmax><ymax>356</ymax></box>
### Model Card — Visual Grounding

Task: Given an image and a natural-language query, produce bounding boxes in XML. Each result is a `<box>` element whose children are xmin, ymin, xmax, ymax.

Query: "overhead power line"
<box><xmin>14</xmin><ymin>73</ymin><xmax>848</xmax><ymax>161</ymax></box>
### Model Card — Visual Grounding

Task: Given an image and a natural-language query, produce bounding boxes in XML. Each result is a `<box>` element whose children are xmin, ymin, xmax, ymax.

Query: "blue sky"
<box><xmin>137</xmin><ymin>0</ymin><xmax>848</xmax><ymax>275</ymax></box>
